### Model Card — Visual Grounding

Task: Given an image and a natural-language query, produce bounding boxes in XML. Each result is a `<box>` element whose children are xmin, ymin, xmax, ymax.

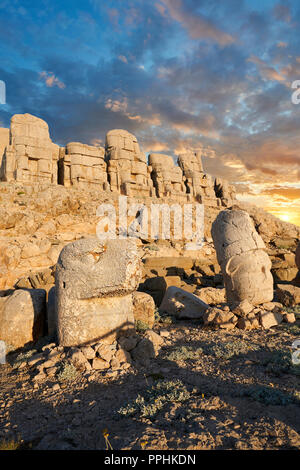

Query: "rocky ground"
<box><xmin>0</xmin><ymin>311</ymin><xmax>299</xmax><ymax>450</ymax></box>
<box><xmin>0</xmin><ymin>182</ymin><xmax>300</xmax><ymax>451</ymax></box>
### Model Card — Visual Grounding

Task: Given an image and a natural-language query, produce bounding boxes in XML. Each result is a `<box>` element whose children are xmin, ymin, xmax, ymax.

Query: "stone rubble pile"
<box><xmin>12</xmin><ymin>328</ymin><xmax>164</xmax><ymax>384</ymax></box>
<box><xmin>158</xmin><ymin>286</ymin><xmax>295</xmax><ymax>330</ymax></box>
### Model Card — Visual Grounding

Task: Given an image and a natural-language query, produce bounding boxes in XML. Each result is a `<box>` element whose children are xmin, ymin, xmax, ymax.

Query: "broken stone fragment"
<box><xmin>55</xmin><ymin>238</ymin><xmax>142</xmax><ymax>347</ymax></box>
<box><xmin>118</xmin><ymin>335</ymin><xmax>138</xmax><ymax>352</ymax></box>
<box><xmin>194</xmin><ymin>287</ymin><xmax>226</xmax><ymax>305</ymax></box>
<box><xmin>96</xmin><ymin>343</ymin><xmax>115</xmax><ymax>362</ymax></box>
<box><xmin>159</xmin><ymin>286</ymin><xmax>209</xmax><ymax>319</ymax></box>
<box><xmin>203</xmin><ymin>307</ymin><xmax>238</xmax><ymax>329</ymax></box>
<box><xmin>231</xmin><ymin>299</ymin><xmax>254</xmax><ymax>317</ymax></box>
<box><xmin>92</xmin><ymin>357</ymin><xmax>110</xmax><ymax>370</ymax></box>
<box><xmin>276</xmin><ymin>284</ymin><xmax>300</xmax><ymax>307</ymax></box>
<box><xmin>282</xmin><ymin>312</ymin><xmax>296</xmax><ymax>323</ymax></box>
<box><xmin>258</xmin><ymin>310</ymin><xmax>283</xmax><ymax>329</ymax></box>
<box><xmin>0</xmin><ymin>288</ymin><xmax>46</xmax><ymax>349</ymax></box>
<box><xmin>132</xmin><ymin>291</ymin><xmax>155</xmax><ymax>328</ymax></box>
<box><xmin>131</xmin><ymin>330</ymin><xmax>163</xmax><ymax>365</ymax></box>
<box><xmin>115</xmin><ymin>347</ymin><xmax>131</xmax><ymax>364</ymax></box>
<box><xmin>211</xmin><ymin>209</ymin><xmax>274</xmax><ymax>305</ymax></box>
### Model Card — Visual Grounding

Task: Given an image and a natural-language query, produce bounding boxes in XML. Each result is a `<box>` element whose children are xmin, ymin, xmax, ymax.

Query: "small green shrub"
<box><xmin>12</xmin><ymin>350</ymin><xmax>36</xmax><ymax>369</ymax></box>
<box><xmin>154</xmin><ymin>307</ymin><xmax>161</xmax><ymax>323</ymax></box>
<box><xmin>211</xmin><ymin>340</ymin><xmax>259</xmax><ymax>360</ymax></box>
<box><xmin>57</xmin><ymin>361</ymin><xmax>79</xmax><ymax>382</ymax></box>
<box><xmin>118</xmin><ymin>379</ymin><xmax>190</xmax><ymax>418</ymax></box>
<box><xmin>240</xmin><ymin>385</ymin><xmax>298</xmax><ymax>406</ymax></box>
<box><xmin>165</xmin><ymin>346</ymin><xmax>203</xmax><ymax>362</ymax></box>
<box><xmin>263</xmin><ymin>349</ymin><xmax>300</xmax><ymax>376</ymax></box>
<box><xmin>135</xmin><ymin>320</ymin><xmax>150</xmax><ymax>333</ymax></box>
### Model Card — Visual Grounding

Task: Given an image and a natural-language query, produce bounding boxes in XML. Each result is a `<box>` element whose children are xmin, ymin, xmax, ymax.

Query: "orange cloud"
<box><xmin>39</xmin><ymin>71</ymin><xmax>65</xmax><ymax>89</ymax></box>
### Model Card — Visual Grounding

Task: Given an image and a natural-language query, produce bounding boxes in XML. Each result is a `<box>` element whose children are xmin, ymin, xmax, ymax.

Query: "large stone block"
<box><xmin>66</xmin><ymin>142</ymin><xmax>104</xmax><ymax>158</ymax></box>
<box><xmin>212</xmin><ymin>209</ymin><xmax>274</xmax><ymax>305</ymax></box>
<box><xmin>276</xmin><ymin>284</ymin><xmax>300</xmax><ymax>307</ymax></box>
<box><xmin>0</xmin><ymin>289</ymin><xmax>46</xmax><ymax>349</ymax></box>
<box><xmin>55</xmin><ymin>238</ymin><xmax>142</xmax><ymax>346</ymax></box>
<box><xmin>105</xmin><ymin>129</ymin><xmax>152</xmax><ymax>196</ymax></box>
<box><xmin>2</xmin><ymin>113</ymin><xmax>57</xmax><ymax>183</ymax></box>
<box><xmin>132</xmin><ymin>291</ymin><xmax>155</xmax><ymax>328</ymax></box>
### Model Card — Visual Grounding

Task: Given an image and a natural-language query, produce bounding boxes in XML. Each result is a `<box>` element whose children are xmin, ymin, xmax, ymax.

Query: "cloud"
<box><xmin>39</xmin><ymin>71</ymin><xmax>65</xmax><ymax>89</ymax></box>
<box><xmin>0</xmin><ymin>1</ymin><xmax>300</xmax><ymax>224</ymax></box>
<box><xmin>247</xmin><ymin>56</ymin><xmax>286</xmax><ymax>83</ymax></box>
<box><xmin>157</xmin><ymin>0</ymin><xmax>234</xmax><ymax>45</ymax></box>
<box><xmin>273</xmin><ymin>3</ymin><xmax>292</xmax><ymax>24</ymax></box>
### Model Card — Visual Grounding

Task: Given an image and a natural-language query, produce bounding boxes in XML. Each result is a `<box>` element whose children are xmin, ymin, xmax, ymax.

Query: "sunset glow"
<box><xmin>0</xmin><ymin>1</ymin><xmax>299</xmax><ymax>225</ymax></box>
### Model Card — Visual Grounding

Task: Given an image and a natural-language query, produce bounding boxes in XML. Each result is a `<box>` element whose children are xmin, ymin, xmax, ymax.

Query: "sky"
<box><xmin>0</xmin><ymin>0</ymin><xmax>299</xmax><ymax>225</ymax></box>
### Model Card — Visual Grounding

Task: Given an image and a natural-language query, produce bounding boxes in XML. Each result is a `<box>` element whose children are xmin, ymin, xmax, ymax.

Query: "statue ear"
<box><xmin>225</xmin><ymin>256</ymin><xmax>240</xmax><ymax>277</ymax></box>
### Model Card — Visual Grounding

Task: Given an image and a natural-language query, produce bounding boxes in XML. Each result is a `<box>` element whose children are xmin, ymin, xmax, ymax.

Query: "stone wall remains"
<box><xmin>0</xmin><ymin>113</ymin><xmax>236</xmax><ymax>207</ymax></box>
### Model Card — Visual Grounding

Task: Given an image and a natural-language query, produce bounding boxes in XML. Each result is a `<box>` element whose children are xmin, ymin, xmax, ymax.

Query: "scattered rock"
<box><xmin>231</xmin><ymin>299</ymin><xmax>254</xmax><ymax>317</ymax></box>
<box><xmin>259</xmin><ymin>310</ymin><xmax>283</xmax><ymax>329</ymax></box>
<box><xmin>159</xmin><ymin>286</ymin><xmax>209</xmax><ymax>319</ymax></box>
<box><xmin>96</xmin><ymin>343</ymin><xmax>115</xmax><ymax>362</ymax></box>
<box><xmin>92</xmin><ymin>357</ymin><xmax>110</xmax><ymax>370</ymax></box>
<box><xmin>115</xmin><ymin>347</ymin><xmax>131</xmax><ymax>364</ymax></box>
<box><xmin>0</xmin><ymin>289</ymin><xmax>46</xmax><ymax>349</ymax></box>
<box><xmin>276</xmin><ymin>284</ymin><xmax>300</xmax><ymax>307</ymax></box>
<box><xmin>80</xmin><ymin>346</ymin><xmax>95</xmax><ymax>360</ymax></box>
<box><xmin>195</xmin><ymin>287</ymin><xmax>226</xmax><ymax>305</ymax></box>
<box><xmin>117</xmin><ymin>336</ymin><xmax>138</xmax><ymax>352</ymax></box>
<box><xmin>282</xmin><ymin>312</ymin><xmax>296</xmax><ymax>323</ymax></box>
<box><xmin>132</xmin><ymin>291</ymin><xmax>155</xmax><ymax>328</ymax></box>
<box><xmin>203</xmin><ymin>307</ymin><xmax>238</xmax><ymax>330</ymax></box>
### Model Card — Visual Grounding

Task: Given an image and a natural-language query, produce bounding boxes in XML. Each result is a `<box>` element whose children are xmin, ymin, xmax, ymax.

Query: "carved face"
<box><xmin>224</xmin><ymin>250</ymin><xmax>274</xmax><ymax>304</ymax></box>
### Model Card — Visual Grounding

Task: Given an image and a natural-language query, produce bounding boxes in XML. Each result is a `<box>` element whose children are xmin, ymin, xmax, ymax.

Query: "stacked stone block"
<box><xmin>178</xmin><ymin>151</ymin><xmax>219</xmax><ymax>206</ymax></box>
<box><xmin>0</xmin><ymin>114</ymin><xmax>237</xmax><ymax>209</ymax></box>
<box><xmin>149</xmin><ymin>153</ymin><xmax>187</xmax><ymax>201</ymax></box>
<box><xmin>61</xmin><ymin>142</ymin><xmax>109</xmax><ymax>190</ymax></box>
<box><xmin>214</xmin><ymin>177</ymin><xmax>236</xmax><ymax>207</ymax></box>
<box><xmin>1</xmin><ymin>114</ymin><xmax>58</xmax><ymax>184</ymax></box>
<box><xmin>105</xmin><ymin>129</ymin><xmax>154</xmax><ymax>197</ymax></box>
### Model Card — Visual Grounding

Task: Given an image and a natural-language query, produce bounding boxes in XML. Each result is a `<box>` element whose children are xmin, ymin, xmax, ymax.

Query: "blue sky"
<box><xmin>0</xmin><ymin>0</ymin><xmax>300</xmax><ymax>223</ymax></box>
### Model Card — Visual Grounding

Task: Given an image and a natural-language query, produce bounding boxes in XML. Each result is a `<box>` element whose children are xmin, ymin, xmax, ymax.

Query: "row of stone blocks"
<box><xmin>0</xmin><ymin>113</ymin><xmax>236</xmax><ymax>206</ymax></box>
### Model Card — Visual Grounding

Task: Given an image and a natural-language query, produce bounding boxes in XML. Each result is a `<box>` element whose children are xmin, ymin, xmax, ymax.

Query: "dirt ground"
<box><xmin>0</xmin><ymin>317</ymin><xmax>299</xmax><ymax>450</ymax></box>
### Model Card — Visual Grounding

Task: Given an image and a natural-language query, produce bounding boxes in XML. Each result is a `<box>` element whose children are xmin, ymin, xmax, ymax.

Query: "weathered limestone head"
<box><xmin>148</xmin><ymin>153</ymin><xmax>186</xmax><ymax>199</ymax></box>
<box><xmin>105</xmin><ymin>129</ymin><xmax>145</xmax><ymax>162</ymax></box>
<box><xmin>177</xmin><ymin>150</ymin><xmax>203</xmax><ymax>174</ymax></box>
<box><xmin>148</xmin><ymin>153</ymin><xmax>175</xmax><ymax>170</ymax></box>
<box><xmin>56</xmin><ymin>238</ymin><xmax>142</xmax><ymax>346</ymax></box>
<box><xmin>56</xmin><ymin>238</ymin><xmax>142</xmax><ymax>299</ymax></box>
<box><xmin>211</xmin><ymin>209</ymin><xmax>273</xmax><ymax>305</ymax></box>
